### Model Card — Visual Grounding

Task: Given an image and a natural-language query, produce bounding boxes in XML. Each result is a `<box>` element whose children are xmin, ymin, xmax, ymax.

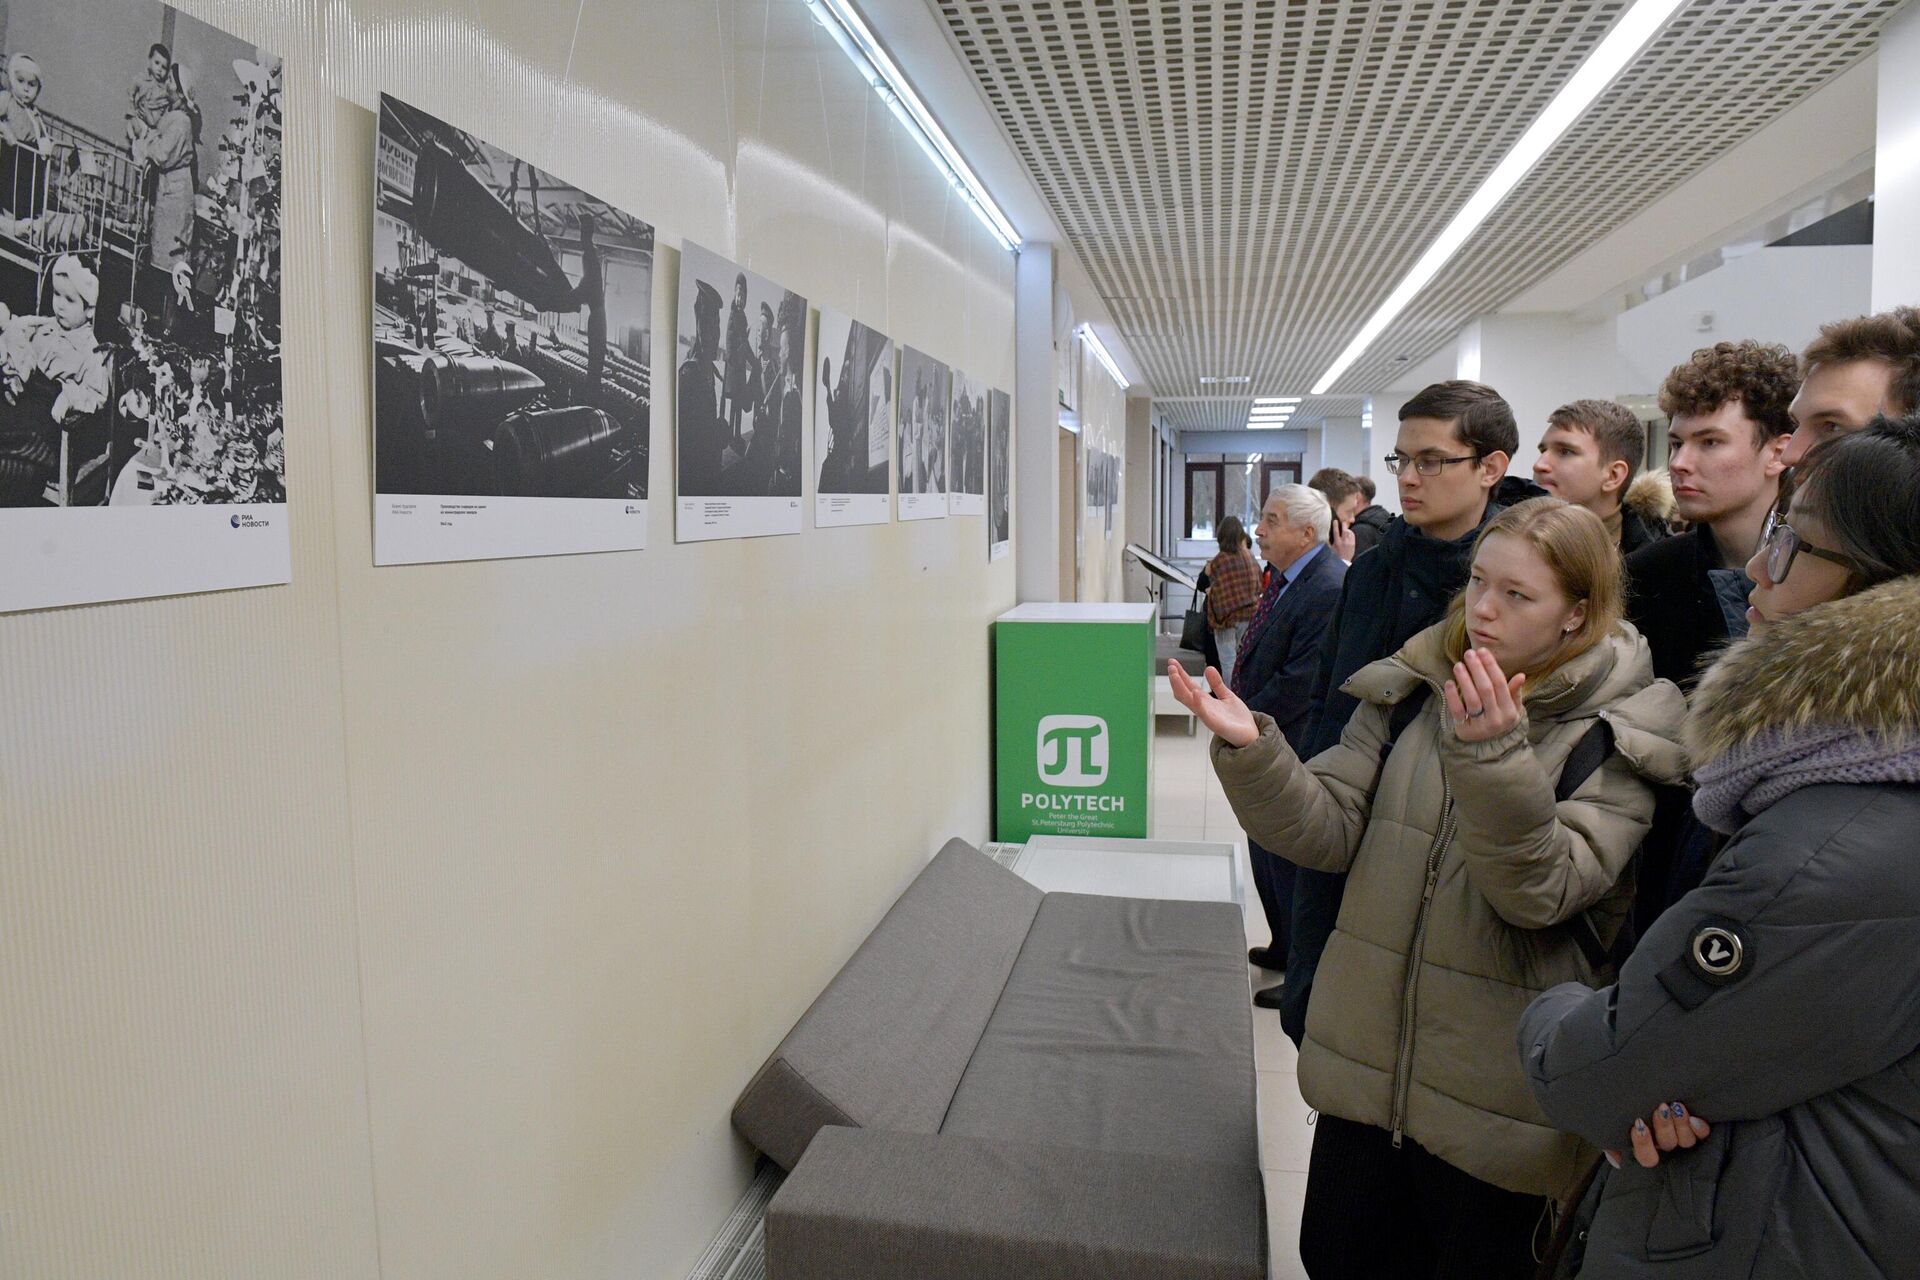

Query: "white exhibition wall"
<box><xmin>0</xmin><ymin>3</ymin><xmax>1018</xmax><ymax>1278</ymax></box>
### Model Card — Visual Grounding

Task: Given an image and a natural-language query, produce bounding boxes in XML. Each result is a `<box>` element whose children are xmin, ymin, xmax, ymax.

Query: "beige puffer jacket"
<box><xmin>1213</xmin><ymin>621</ymin><xmax>1687</xmax><ymax>1199</ymax></box>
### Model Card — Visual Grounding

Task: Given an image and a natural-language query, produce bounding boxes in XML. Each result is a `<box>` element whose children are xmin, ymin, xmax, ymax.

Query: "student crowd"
<box><xmin>1170</xmin><ymin>306</ymin><xmax>1920</xmax><ymax>1280</ymax></box>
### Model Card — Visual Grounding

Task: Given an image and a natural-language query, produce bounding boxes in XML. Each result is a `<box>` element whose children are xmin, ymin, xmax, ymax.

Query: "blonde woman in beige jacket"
<box><xmin>1170</xmin><ymin>497</ymin><xmax>1687</xmax><ymax>1280</ymax></box>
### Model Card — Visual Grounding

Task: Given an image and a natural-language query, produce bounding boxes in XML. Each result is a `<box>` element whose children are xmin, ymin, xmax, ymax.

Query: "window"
<box><xmin>1260</xmin><ymin>460</ymin><xmax>1302</xmax><ymax>502</ymax></box>
<box><xmin>1186</xmin><ymin>464</ymin><xmax>1222</xmax><ymax>538</ymax></box>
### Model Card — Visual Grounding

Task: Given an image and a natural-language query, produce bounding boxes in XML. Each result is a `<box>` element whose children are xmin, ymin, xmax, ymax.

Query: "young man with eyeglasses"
<box><xmin>1270</xmin><ymin>380</ymin><xmax>1540</xmax><ymax>1045</ymax></box>
<box><xmin>1625</xmin><ymin>341</ymin><xmax>1796</xmax><ymax>690</ymax></box>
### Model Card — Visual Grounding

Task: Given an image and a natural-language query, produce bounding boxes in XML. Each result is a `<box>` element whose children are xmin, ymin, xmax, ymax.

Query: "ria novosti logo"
<box><xmin>1037</xmin><ymin>715</ymin><xmax>1108</xmax><ymax>787</ymax></box>
<box><xmin>229</xmin><ymin>513</ymin><xmax>271</xmax><ymax>529</ymax></box>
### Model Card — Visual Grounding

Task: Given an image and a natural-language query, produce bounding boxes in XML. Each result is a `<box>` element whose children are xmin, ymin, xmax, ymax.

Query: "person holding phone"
<box><xmin>1172</xmin><ymin>497</ymin><xmax>1686</xmax><ymax>1279</ymax></box>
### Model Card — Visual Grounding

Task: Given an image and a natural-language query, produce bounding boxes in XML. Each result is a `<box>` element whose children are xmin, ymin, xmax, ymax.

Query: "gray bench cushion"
<box><xmin>732</xmin><ymin>840</ymin><xmax>1043</xmax><ymax>1169</ymax></box>
<box><xmin>940</xmin><ymin>892</ymin><xmax>1258</xmax><ymax>1168</ymax></box>
<box><xmin>767</xmin><ymin>1126</ymin><xmax>1267</xmax><ymax>1280</ymax></box>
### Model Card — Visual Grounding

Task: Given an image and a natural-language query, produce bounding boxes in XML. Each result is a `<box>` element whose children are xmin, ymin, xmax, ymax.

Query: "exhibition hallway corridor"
<box><xmin>1150</xmin><ymin>720</ymin><xmax>1312</xmax><ymax>1280</ymax></box>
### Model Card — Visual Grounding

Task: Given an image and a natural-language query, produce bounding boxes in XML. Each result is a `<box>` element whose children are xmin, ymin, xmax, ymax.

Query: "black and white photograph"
<box><xmin>948</xmin><ymin>367</ymin><xmax>984</xmax><ymax>517</ymax></box>
<box><xmin>1087</xmin><ymin>447</ymin><xmax>1120</xmax><ymax>536</ymax></box>
<box><xmin>895</xmin><ymin>344</ymin><xmax>947</xmax><ymax>522</ymax></box>
<box><xmin>0</xmin><ymin>2</ymin><xmax>286</xmax><ymax>612</ymax></box>
<box><xmin>675</xmin><ymin>240</ymin><xmax>805</xmax><ymax>542</ymax></box>
<box><xmin>813</xmin><ymin>304</ymin><xmax>889</xmax><ymax>529</ymax></box>
<box><xmin>373</xmin><ymin>93</ymin><xmax>652</xmax><ymax>566</ymax></box>
<box><xmin>987</xmin><ymin>386</ymin><xmax>1010</xmax><ymax>559</ymax></box>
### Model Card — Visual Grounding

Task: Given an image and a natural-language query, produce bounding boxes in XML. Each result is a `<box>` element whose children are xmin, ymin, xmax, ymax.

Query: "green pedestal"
<box><xmin>994</xmin><ymin>603</ymin><xmax>1154</xmax><ymax>841</ymax></box>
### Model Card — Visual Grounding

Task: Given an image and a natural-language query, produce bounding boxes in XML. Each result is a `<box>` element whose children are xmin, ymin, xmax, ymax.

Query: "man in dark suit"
<box><xmin>1230</xmin><ymin>482</ymin><xmax>1347</xmax><ymax>1009</ymax></box>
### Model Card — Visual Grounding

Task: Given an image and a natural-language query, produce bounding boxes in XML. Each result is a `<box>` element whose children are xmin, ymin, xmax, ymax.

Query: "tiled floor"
<box><xmin>1151</xmin><ymin>714</ymin><xmax>1311</xmax><ymax>1280</ymax></box>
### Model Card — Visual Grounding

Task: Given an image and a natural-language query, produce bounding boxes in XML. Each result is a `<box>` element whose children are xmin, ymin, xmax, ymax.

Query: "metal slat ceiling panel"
<box><xmin>938</xmin><ymin>0</ymin><xmax>1902</xmax><ymax>404</ymax></box>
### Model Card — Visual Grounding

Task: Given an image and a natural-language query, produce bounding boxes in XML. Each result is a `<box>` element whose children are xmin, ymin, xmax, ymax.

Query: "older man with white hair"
<box><xmin>1219</xmin><ymin>483</ymin><xmax>1347</xmax><ymax>1006</ymax></box>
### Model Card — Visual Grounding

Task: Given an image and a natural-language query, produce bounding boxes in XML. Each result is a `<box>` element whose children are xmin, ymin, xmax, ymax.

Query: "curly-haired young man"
<box><xmin>1626</xmin><ymin>339</ymin><xmax>1796</xmax><ymax>688</ymax></box>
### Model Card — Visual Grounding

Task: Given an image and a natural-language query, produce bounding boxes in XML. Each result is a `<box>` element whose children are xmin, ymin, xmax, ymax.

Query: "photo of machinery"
<box><xmin>373</xmin><ymin>94</ymin><xmax>650</xmax><ymax>510</ymax></box>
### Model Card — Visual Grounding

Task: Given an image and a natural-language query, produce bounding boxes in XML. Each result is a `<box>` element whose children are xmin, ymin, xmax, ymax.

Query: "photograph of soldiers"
<box><xmin>896</xmin><ymin>344</ymin><xmax>948</xmax><ymax>521</ymax></box>
<box><xmin>949</xmin><ymin>368</ymin><xmax>985</xmax><ymax>516</ymax></box>
<box><xmin>814</xmin><ymin>305</ymin><xmax>891</xmax><ymax>528</ymax></box>
<box><xmin>373</xmin><ymin>92</ymin><xmax>652</xmax><ymax>540</ymax></box>
<box><xmin>987</xmin><ymin>386</ymin><xmax>1011</xmax><ymax>558</ymax></box>
<box><xmin>674</xmin><ymin>241</ymin><xmax>805</xmax><ymax>544</ymax></box>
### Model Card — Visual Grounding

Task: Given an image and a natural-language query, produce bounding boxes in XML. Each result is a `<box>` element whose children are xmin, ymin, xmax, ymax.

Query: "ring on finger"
<box><xmin>1468</xmin><ymin>707</ymin><xmax>1486</xmax><ymax>719</ymax></box>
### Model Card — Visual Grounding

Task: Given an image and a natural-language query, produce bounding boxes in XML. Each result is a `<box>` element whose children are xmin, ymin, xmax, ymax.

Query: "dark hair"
<box><xmin>1801</xmin><ymin>306</ymin><xmax>1920</xmax><ymax>417</ymax></box>
<box><xmin>149</xmin><ymin>43</ymin><xmax>170</xmax><ymax>61</ymax></box>
<box><xmin>1215</xmin><ymin>514</ymin><xmax>1249</xmax><ymax>552</ymax></box>
<box><xmin>1548</xmin><ymin>398</ymin><xmax>1646</xmax><ymax>481</ymax></box>
<box><xmin>1307</xmin><ymin>467</ymin><xmax>1362</xmax><ymax>509</ymax></box>
<box><xmin>1658</xmin><ymin>340</ymin><xmax>1798</xmax><ymax>443</ymax></box>
<box><xmin>1355</xmin><ymin>474</ymin><xmax>1377</xmax><ymax>502</ymax></box>
<box><xmin>1794</xmin><ymin>413</ymin><xmax>1920</xmax><ymax>588</ymax></box>
<box><xmin>1399</xmin><ymin>380</ymin><xmax>1518</xmax><ymax>460</ymax></box>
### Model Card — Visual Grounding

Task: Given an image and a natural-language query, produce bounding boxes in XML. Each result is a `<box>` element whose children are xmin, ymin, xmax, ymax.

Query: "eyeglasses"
<box><xmin>1384</xmin><ymin>452</ymin><xmax>1482</xmax><ymax>477</ymax></box>
<box><xmin>1759</xmin><ymin>511</ymin><xmax>1852</xmax><ymax>583</ymax></box>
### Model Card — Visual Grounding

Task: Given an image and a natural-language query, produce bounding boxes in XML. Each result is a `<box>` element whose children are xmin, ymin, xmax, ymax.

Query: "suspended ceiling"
<box><xmin>933</xmin><ymin>0</ymin><xmax>1903</xmax><ymax>429</ymax></box>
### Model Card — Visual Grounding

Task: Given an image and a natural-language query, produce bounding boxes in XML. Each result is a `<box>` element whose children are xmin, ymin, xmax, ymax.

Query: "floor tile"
<box><xmin>1258</xmin><ymin>1069</ymin><xmax>1315</xmax><ymax>1173</ymax></box>
<box><xmin>1252</xmin><ymin>1003</ymin><xmax>1298</xmax><ymax>1073</ymax></box>
<box><xmin>1265</xmin><ymin>1170</ymin><xmax>1310</xmax><ymax>1280</ymax></box>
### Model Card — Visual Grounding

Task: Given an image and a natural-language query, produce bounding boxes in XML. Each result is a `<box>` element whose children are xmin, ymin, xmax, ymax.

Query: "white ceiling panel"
<box><xmin>935</xmin><ymin>0</ymin><xmax>1903</xmax><ymax>404</ymax></box>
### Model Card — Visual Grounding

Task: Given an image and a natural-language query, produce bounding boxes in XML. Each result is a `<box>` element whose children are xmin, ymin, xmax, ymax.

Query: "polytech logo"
<box><xmin>1037</xmin><ymin>715</ymin><xmax>1109</xmax><ymax>788</ymax></box>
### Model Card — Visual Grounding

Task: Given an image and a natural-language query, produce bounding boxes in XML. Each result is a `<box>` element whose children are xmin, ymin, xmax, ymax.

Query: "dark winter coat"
<box><xmin>1351</xmin><ymin>503</ymin><xmax>1393</xmax><ymax>558</ymax></box>
<box><xmin>1234</xmin><ymin>545</ymin><xmax>1346</xmax><ymax>753</ymax></box>
<box><xmin>1520</xmin><ymin>577</ymin><xmax>1920</xmax><ymax>1279</ymax></box>
<box><xmin>1623</xmin><ymin>524</ymin><xmax>1741</xmax><ymax>690</ymax></box>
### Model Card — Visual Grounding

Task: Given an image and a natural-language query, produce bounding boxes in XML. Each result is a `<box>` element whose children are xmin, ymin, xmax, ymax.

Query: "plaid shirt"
<box><xmin>1204</xmin><ymin>548</ymin><xmax>1262</xmax><ymax>628</ymax></box>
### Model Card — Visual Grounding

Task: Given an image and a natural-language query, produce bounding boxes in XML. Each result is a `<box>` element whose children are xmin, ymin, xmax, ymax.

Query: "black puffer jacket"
<box><xmin>1520</xmin><ymin>577</ymin><xmax>1920</xmax><ymax>1279</ymax></box>
<box><xmin>1350</xmin><ymin>503</ymin><xmax>1393</xmax><ymax>558</ymax></box>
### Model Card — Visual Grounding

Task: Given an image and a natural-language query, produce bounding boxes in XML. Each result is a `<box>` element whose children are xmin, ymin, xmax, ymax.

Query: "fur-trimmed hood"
<box><xmin>1686</xmin><ymin>576</ymin><xmax>1920</xmax><ymax>765</ymax></box>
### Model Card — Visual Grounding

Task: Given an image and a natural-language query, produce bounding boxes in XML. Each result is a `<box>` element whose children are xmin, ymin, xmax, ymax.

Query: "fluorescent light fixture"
<box><xmin>1199</xmin><ymin>374</ymin><xmax>1252</xmax><ymax>386</ymax></box>
<box><xmin>1253</xmin><ymin>397</ymin><xmax>1302</xmax><ymax>406</ymax></box>
<box><xmin>1079</xmin><ymin>325</ymin><xmax>1129</xmax><ymax>389</ymax></box>
<box><xmin>1308</xmin><ymin>0</ymin><xmax>1684</xmax><ymax>395</ymax></box>
<box><xmin>806</xmin><ymin>0</ymin><xmax>1020</xmax><ymax>252</ymax></box>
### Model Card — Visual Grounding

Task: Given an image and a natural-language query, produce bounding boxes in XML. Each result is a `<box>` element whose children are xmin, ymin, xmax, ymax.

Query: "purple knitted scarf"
<box><xmin>1693</xmin><ymin>724</ymin><xmax>1920</xmax><ymax>835</ymax></box>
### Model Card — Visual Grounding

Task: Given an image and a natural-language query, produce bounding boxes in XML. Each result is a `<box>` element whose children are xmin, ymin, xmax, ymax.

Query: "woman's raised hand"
<box><xmin>1167</xmin><ymin>660</ymin><xmax>1259</xmax><ymax>748</ymax></box>
<box><xmin>1444</xmin><ymin>646</ymin><xmax>1526</xmax><ymax>743</ymax></box>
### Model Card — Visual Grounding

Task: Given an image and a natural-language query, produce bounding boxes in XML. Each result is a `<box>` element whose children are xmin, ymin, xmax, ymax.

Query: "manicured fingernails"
<box><xmin>1689</xmin><ymin>1117</ymin><xmax>1710</xmax><ymax>1136</ymax></box>
<box><xmin>1604</xmin><ymin>1150</ymin><xmax>1622</xmax><ymax>1169</ymax></box>
<box><xmin>1658</xmin><ymin>1105</ymin><xmax>1671</xmax><ymax>1119</ymax></box>
<box><xmin>1634</xmin><ymin>1119</ymin><xmax>1648</xmax><ymax>1134</ymax></box>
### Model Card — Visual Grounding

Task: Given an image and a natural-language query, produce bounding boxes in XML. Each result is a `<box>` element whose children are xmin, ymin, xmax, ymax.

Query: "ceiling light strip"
<box><xmin>1079</xmin><ymin>325</ymin><xmax>1129</xmax><ymax>389</ymax></box>
<box><xmin>806</xmin><ymin>0</ymin><xmax>1021</xmax><ymax>252</ymax></box>
<box><xmin>1308</xmin><ymin>0</ymin><xmax>1686</xmax><ymax>395</ymax></box>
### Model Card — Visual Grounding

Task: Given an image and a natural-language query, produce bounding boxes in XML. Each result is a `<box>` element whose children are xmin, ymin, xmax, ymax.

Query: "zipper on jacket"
<box><xmin>1390</xmin><ymin>769</ymin><xmax>1457</xmax><ymax>1149</ymax></box>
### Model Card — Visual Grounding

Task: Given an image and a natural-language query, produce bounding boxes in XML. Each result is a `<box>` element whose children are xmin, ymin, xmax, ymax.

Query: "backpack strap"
<box><xmin>1554</xmin><ymin>718</ymin><xmax>1613</xmax><ymax>803</ymax></box>
<box><xmin>1378</xmin><ymin>684</ymin><xmax>1433</xmax><ymax>767</ymax></box>
<box><xmin>1554</xmin><ymin>718</ymin><xmax>1620</xmax><ymax>971</ymax></box>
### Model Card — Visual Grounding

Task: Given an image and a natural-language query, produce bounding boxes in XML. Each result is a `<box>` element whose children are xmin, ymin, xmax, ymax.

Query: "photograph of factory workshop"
<box><xmin>372</xmin><ymin>93</ymin><xmax>651</xmax><ymax>565</ymax></box>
